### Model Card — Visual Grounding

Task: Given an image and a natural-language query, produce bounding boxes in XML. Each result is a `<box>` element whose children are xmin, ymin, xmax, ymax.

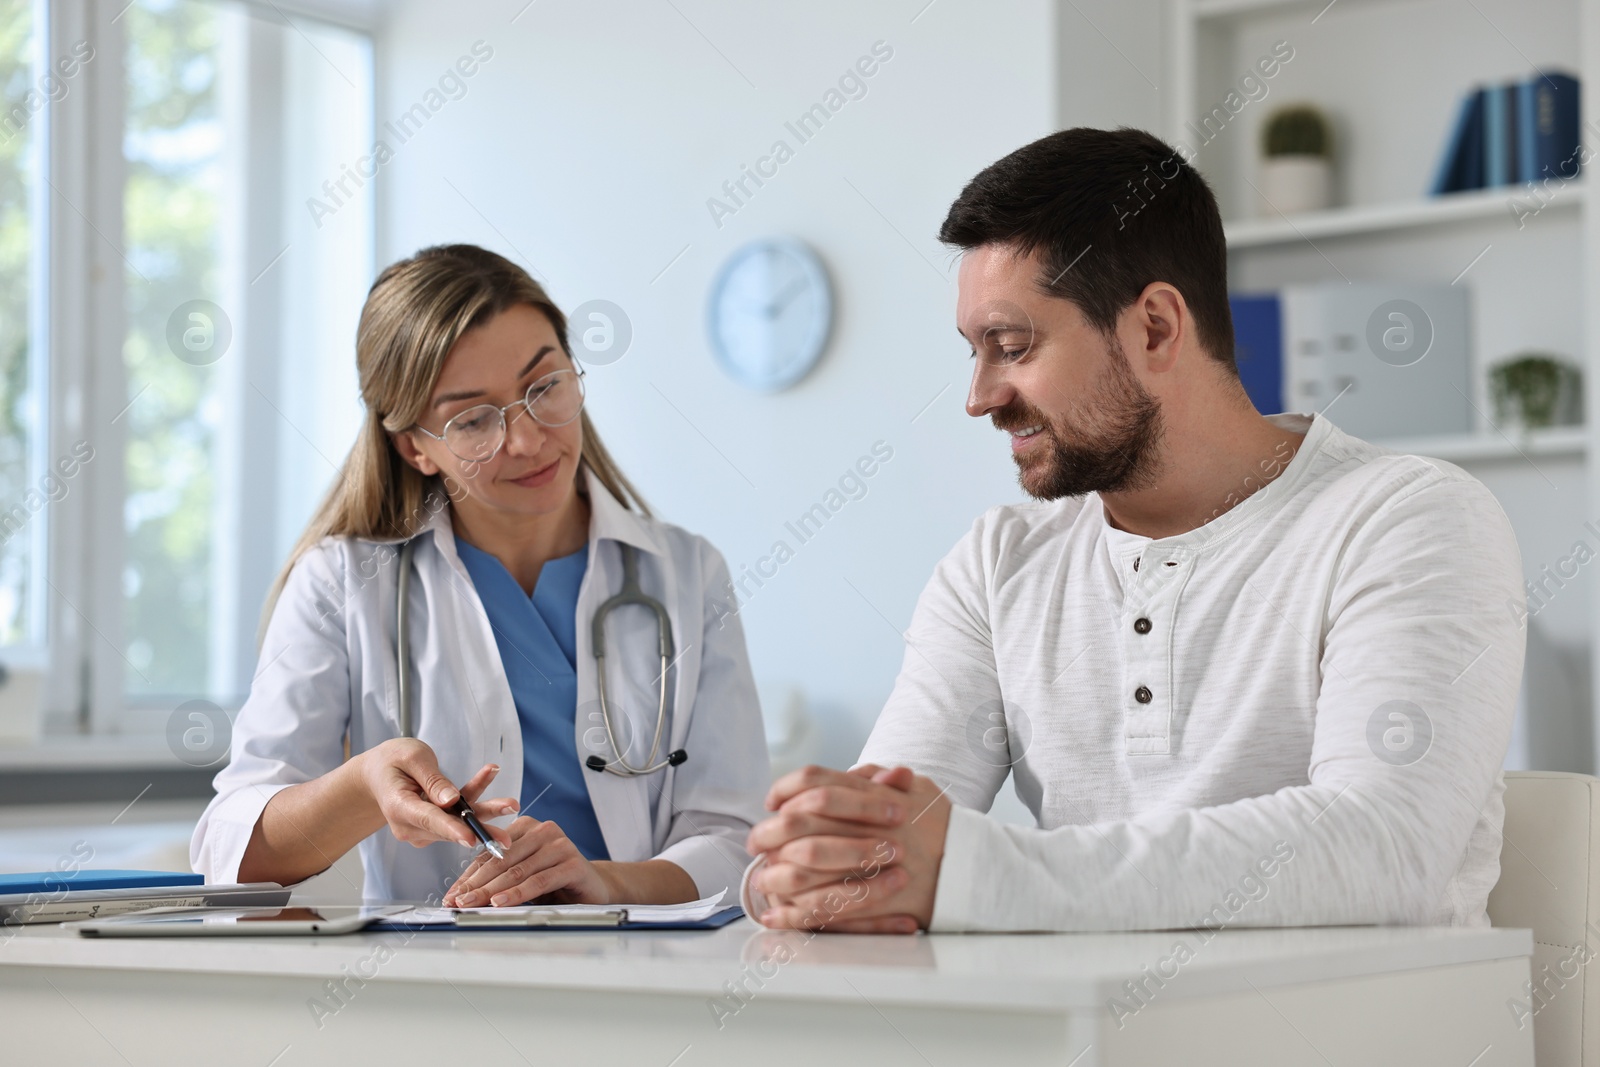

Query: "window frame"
<box><xmin>39</xmin><ymin>0</ymin><xmax>126</xmax><ymax>735</ymax></box>
<box><xmin>26</xmin><ymin>0</ymin><xmax>375</xmax><ymax>739</ymax></box>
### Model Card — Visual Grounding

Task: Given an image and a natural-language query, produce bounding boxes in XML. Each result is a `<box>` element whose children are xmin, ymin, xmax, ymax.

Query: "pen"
<box><xmin>447</xmin><ymin>796</ymin><xmax>505</xmax><ymax>861</ymax></box>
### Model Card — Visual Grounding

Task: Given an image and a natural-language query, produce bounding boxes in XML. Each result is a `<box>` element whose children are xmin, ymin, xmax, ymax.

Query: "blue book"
<box><xmin>1484</xmin><ymin>85</ymin><xmax>1510</xmax><ymax>186</ymax></box>
<box><xmin>1504</xmin><ymin>80</ymin><xmax>1521</xmax><ymax>184</ymax></box>
<box><xmin>1516</xmin><ymin>79</ymin><xmax>1539</xmax><ymax>183</ymax></box>
<box><xmin>0</xmin><ymin>869</ymin><xmax>203</xmax><ymax>897</ymax></box>
<box><xmin>1524</xmin><ymin>71</ymin><xmax>1582</xmax><ymax>182</ymax></box>
<box><xmin>1459</xmin><ymin>88</ymin><xmax>1487</xmax><ymax>191</ymax></box>
<box><xmin>1440</xmin><ymin>90</ymin><xmax>1472</xmax><ymax>194</ymax></box>
<box><xmin>1230</xmin><ymin>293</ymin><xmax>1283</xmax><ymax>416</ymax></box>
<box><xmin>1432</xmin><ymin>88</ymin><xmax>1486</xmax><ymax>194</ymax></box>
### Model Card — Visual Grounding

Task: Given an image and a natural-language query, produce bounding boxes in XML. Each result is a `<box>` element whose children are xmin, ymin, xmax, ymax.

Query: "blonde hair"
<box><xmin>264</xmin><ymin>244</ymin><xmax>647</xmax><ymax>628</ymax></box>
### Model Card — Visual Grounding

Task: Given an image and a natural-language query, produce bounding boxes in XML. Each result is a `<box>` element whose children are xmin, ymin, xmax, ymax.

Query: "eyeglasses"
<box><xmin>412</xmin><ymin>367</ymin><xmax>587</xmax><ymax>463</ymax></box>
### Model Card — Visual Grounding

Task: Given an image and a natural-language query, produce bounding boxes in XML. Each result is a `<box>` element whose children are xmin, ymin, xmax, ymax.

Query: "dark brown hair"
<box><xmin>939</xmin><ymin>127</ymin><xmax>1236</xmax><ymax>368</ymax></box>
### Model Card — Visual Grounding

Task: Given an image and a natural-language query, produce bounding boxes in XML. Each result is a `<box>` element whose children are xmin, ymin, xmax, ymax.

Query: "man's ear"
<box><xmin>391</xmin><ymin>429</ymin><xmax>441</xmax><ymax>476</ymax></box>
<box><xmin>1128</xmin><ymin>282</ymin><xmax>1186</xmax><ymax>374</ymax></box>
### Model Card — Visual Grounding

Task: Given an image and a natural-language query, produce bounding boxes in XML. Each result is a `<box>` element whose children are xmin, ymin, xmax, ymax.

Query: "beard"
<box><xmin>991</xmin><ymin>335</ymin><xmax>1164</xmax><ymax>501</ymax></box>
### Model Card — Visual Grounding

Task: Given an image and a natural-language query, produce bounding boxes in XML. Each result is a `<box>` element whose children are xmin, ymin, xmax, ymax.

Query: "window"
<box><xmin>122</xmin><ymin>0</ymin><xmax>226</xmax><ymax>699</ymax></box>
<box><xmin>0</xmin><ymin>0</ymin><xmax>373</xmax><ymax>735</ymax></box>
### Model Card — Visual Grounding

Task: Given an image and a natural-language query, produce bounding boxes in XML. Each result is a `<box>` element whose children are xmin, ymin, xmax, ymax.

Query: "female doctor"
<box><xmin>191</xmin><ymin>244</ymin><xmax>771</xmax><ymax>907</ymax></box>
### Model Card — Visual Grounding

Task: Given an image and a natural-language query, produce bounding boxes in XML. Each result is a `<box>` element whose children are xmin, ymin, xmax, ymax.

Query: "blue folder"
<box><xmin>0</xmin><ymin>869</ymin><xmax>204</xmax><ymax>897</ymax></box>
<box><xmin>369</xmin><ymin>905</ymin><xmax>746</xmax><ymax>932</ymax></box>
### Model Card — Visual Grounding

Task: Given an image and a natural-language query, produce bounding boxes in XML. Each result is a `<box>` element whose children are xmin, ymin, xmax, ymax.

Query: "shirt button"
<box><xmin>1134</xmin><ymin>617</ymin><xmax>1152</xmax><ymax>634</ymax></box>
<box><xmin>1135</xmin><ymin>685</ymin><xmax>1153</xmax><ymax>704</ymax></box>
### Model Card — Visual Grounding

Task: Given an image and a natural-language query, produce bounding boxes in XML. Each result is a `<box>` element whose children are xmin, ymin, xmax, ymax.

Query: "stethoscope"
<box><xmin>395</xmin><ymin>537</ymin><xmax>687</xmax><ymax>775</ymax></box>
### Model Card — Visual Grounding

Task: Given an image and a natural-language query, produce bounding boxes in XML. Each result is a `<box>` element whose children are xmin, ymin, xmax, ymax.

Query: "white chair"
<box><xmin>1487</xmin><ymin>771</ymin><xmax>1600</xmax><ymax>1066</ymax></box>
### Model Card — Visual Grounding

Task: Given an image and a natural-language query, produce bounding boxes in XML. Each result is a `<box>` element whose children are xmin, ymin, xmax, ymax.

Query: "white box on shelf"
<box><xmin>1281</xmin><ymin>282</ymin><xmax>1473</xmax><ymax>441</ymax></box>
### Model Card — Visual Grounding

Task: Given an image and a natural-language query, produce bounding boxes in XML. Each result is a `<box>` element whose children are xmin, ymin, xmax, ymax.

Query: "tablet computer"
<box><xmin>74</xmin><ymin>905</ymin><xmax>409</xmax><ymax>937</ymax></box>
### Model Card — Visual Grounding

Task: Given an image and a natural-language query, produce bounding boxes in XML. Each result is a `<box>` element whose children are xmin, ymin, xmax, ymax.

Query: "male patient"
<box><xmin>744</xmin><ymin>127</ymin><xmax>1526</xmax><ymax>933</ymax></box>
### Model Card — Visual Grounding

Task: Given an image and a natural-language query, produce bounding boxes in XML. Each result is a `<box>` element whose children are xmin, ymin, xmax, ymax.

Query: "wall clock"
<box><xmin>707</xmin><ymin>238</ymin><xmax>833</xmax><ymax>392</ymax></box>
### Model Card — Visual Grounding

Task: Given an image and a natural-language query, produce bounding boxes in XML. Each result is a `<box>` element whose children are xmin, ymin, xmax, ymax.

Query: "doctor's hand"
<box><xmin>357</xmin><ymin>738</ymin><xmax>518</xmax><ymax>852</ymax></box>
<box><xmin>443</xmin><ymin>817</ymin><xmax>614</xmax><ymax>907</ymax></box>
<box><xmin>745</xmin><ymin>764</ymin><xmax>950</xmax><ymax>934</ymax></box>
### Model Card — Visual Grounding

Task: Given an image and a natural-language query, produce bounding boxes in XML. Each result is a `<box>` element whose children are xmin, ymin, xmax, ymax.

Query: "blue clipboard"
<box><xmin>368</xmin><ymin>905</ymin><xmax>745</xmax><ymax>933</ymax></box>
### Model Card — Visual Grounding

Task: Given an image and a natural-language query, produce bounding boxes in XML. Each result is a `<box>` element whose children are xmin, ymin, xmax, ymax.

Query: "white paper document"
<box><xmin>394</xmin><ymin>889</ymin><xmax>728</xmax><ymax>926</ymax></box>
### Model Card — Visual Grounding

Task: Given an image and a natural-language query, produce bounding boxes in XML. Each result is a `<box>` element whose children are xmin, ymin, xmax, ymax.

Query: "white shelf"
<box><xmin>1372</xmin><ymin>425</ymin><xmax>1588</xmax><ymax>463</ymax></box>
<box><xmin>1224</xmin><ymin>183</ymin><xmax>1585</xmax><ymax>250</ymax></box>
<box><xmin>1192</xmin><ymin>0</ymin><xmax>1399</xmax><ymax>20</ymax></box>
<box><xmin>1193</xmin><ymin>0</ymin><xmax>1316</xmax><ymax>17</ymax></box>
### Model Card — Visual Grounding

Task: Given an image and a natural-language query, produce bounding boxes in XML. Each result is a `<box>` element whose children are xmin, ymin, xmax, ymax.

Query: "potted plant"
<box><xmin>1490</xmin><ymin>353</ymin><xmax>1583</xmax><ymax>431</ymax></box>
<box><xmin>1260</xmin><ymin>105</ymin><xmax>1333</xmax><ymax>215</ymax></box>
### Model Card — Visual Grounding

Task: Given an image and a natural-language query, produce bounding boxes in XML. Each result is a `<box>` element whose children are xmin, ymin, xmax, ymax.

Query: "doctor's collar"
<box><xmin>578</xmin><ymin>465</ymin><xmax>665</xmax><ymax>559</ymax></box>
<box><xmin>381</xmin><ymin>465</ymin><xmax>664</xmax><ymax>561</ymax></box>
<box><xmin>400</xmin><ymin>470</ymin><xmax>668</xmax><ymax>563</ymax></box>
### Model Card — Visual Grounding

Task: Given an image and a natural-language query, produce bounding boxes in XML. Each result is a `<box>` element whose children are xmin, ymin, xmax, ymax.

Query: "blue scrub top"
<box><xmin>455</xmin><ymin>536</ymin><xmax>610</xmax><ymax>861</ymax></box>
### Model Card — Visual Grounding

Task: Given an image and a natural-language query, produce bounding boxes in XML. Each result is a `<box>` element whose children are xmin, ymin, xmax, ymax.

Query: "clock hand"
<box><xmin>763</xmin><ymin>276</ymin><xmax>808</xmax><ymax>318</ymax></box>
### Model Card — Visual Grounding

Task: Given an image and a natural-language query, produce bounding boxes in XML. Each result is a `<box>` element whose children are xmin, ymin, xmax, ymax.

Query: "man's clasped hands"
<box><xmin>743</xmin><ymin>764</ymin><xmax>953</xmax><ymax>933</ymax></box>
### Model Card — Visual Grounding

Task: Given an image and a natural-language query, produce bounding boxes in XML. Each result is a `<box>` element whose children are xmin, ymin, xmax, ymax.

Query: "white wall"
<box><xmin>371</xmin><ymin>0</ymin><xmax>1084</xmax><ymax>766</ymax></box>
<box><xmin>1056</xmin><ymin>0</ymin><xmax>1163</xmax><ymax>133</ymax></box>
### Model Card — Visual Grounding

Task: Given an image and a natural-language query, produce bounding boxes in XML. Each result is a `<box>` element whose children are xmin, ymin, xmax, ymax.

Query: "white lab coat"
<box><xmin>190</xmin><ymin>470</ymin><xmax>771</xmax><ymax>903</ymax></box>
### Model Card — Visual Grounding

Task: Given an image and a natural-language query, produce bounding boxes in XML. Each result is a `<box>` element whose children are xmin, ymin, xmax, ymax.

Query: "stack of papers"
<box><xmin>394</xmin><ymin>890</ymin><xmax>728</xmax><ymax>926</ymax></box>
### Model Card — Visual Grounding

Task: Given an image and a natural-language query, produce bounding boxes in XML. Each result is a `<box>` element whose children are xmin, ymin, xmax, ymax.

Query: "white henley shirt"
<box><xmin>858</xmin><ymin>412</ymin><xmax>1526</xmax><ymax>932</ymax></box>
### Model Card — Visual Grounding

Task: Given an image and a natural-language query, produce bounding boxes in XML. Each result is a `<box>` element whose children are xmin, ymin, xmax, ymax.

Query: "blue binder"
<box><xmin>1520</xmin><ymin>71</ymin><xmax>1582</xmax><ymax>182</ymax></box>
<box><xmin>1229</xmin><ymin>293</ymin><xmax>1283</xmax><ymax>416</ymax></box>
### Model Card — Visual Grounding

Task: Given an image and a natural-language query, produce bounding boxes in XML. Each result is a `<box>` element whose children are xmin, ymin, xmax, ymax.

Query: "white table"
<box><xmin>0</xmin><ymin>918</ymin><xmax>1533</xmax><ymax>1066</ymax></box>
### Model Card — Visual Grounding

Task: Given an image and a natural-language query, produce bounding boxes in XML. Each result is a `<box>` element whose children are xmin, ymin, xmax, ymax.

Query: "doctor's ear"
<box><xmin>391</xmin><ymin>430</ymin><xmax>443</xmax><ymax>477</ymax></box>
